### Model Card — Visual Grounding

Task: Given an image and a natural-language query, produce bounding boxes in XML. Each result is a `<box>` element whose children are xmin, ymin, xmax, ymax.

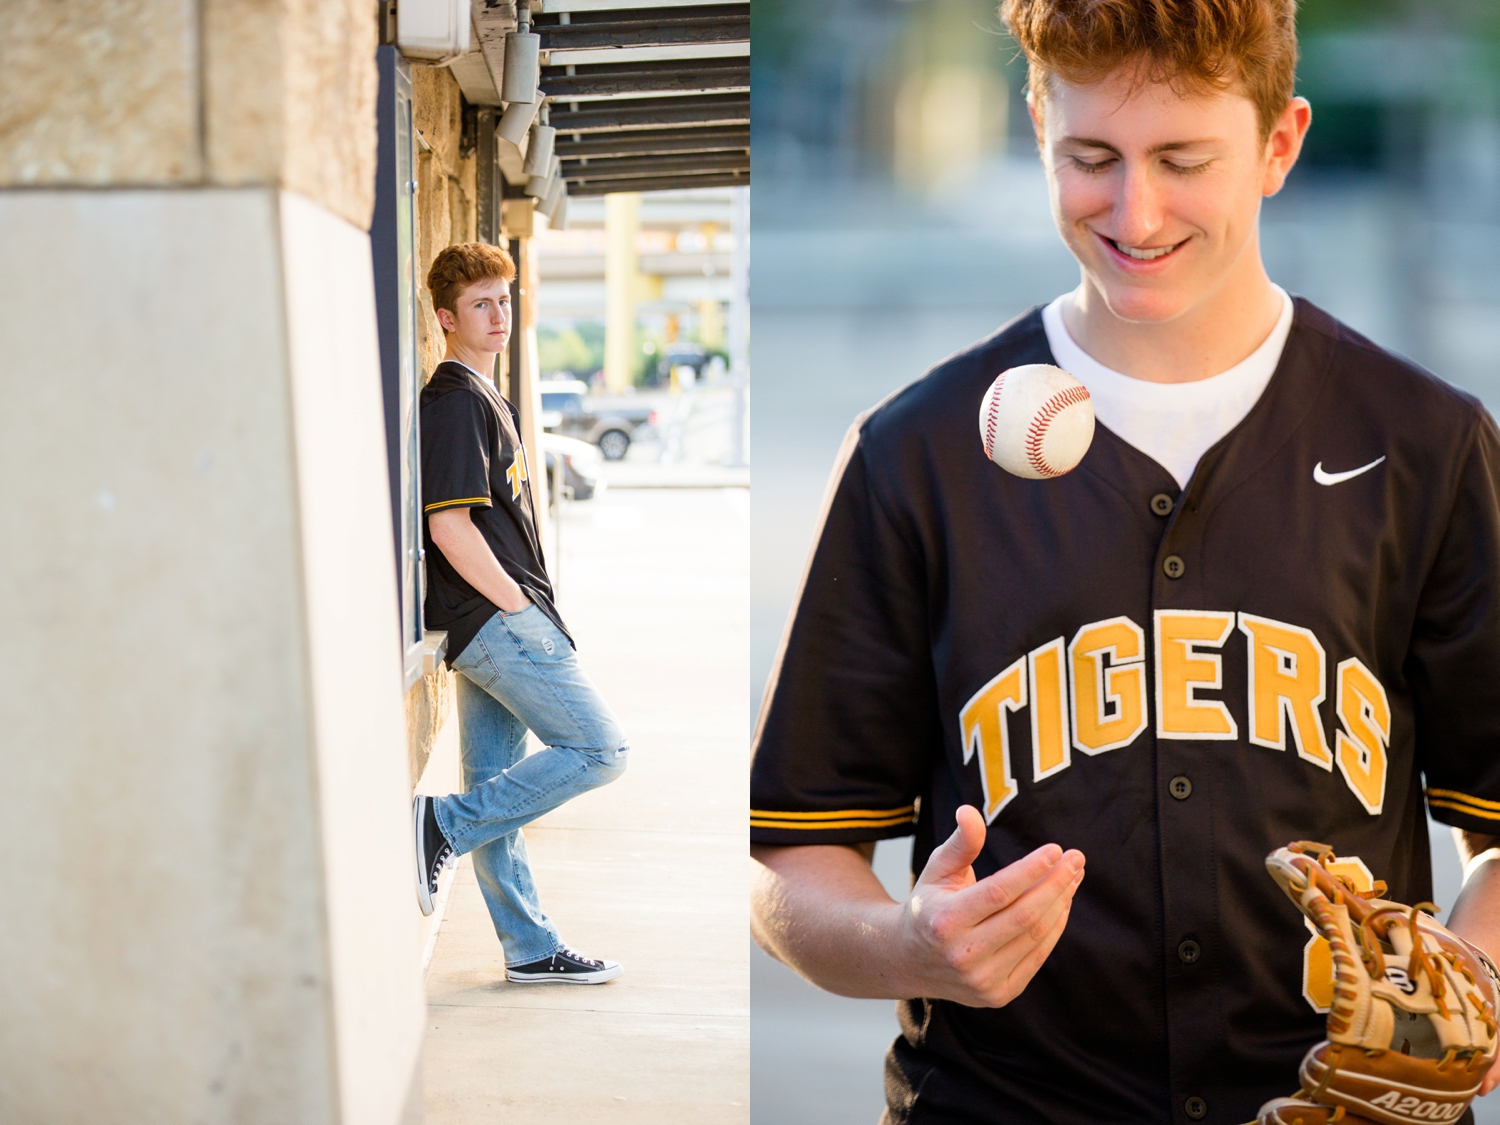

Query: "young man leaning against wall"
<box><xmin>412</xmin><ymin>242</ymin><xmax>628</xmax><ymax>984</ymax></box>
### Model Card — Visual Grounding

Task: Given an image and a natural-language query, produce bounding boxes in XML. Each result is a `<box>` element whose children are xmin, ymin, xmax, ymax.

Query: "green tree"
<box><xmin>537</xmin><ymin>322</ymin><xmax>605</xmax><ymax>378</ymax></box>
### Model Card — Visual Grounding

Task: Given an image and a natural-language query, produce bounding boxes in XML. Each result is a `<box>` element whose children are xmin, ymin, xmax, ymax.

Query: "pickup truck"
<box><xmin>539</xmin><ymin>380</ymin><xmax>658</xmax><ymax>461</ymax></box>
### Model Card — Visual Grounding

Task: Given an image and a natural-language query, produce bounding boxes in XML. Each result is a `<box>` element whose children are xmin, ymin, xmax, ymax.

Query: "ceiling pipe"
<box><xmin>522</xmin><ymin>106</ymin><xmax>555</xmax><ymax>177</ymax></box>
<box><xmin>538</xmin><ymin>175</ymin><xmax>565</xmax><ymax>220</ymax></box>
<box><xmin>497</xmin><ymin>99</ymin><xmax>540</xmax><ymax>146</ymax></box>
<box><xmin>526</xmin><ymin>153</ymin><xmax>561</xmax><ymax>199</ymax></box>
<box><xmin>502</xmin><ymin>4</ymin><xmax>540</xmax><ymax>104</ymax></box>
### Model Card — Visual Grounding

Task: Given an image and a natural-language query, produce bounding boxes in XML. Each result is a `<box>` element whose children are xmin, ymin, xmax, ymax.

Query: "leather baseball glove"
<box><xmin>1249</xmin><ymin>841</ymin><xmax>1500</xmax><ymax>1125</ymax></box>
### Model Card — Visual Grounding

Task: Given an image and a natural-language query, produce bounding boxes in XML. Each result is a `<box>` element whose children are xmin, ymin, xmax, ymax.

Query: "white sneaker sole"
<box><xmin>506</xmin><ymin>963</ymin><xmax>623</xmax><ymax>985</ymax></box>
<box><xmin>414</xmin><ymin>796</ymin><xmax>436</xmax><ymax>918</ymax></box>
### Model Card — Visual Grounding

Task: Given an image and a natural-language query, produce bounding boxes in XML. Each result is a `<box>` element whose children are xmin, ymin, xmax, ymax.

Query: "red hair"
<box><xmin>1001</xmin><ymin>0</ymin><xmax>1300</xmax><ymax>139</ymax></box>
<box><xmin>426</xmin><ymin>242</ymin><xmax>516</xmax><ymax>326</ymax></box>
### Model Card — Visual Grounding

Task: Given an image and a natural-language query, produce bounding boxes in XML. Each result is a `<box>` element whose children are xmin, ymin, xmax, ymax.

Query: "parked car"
<box><xmin>539</xmin><ymin>379</ymin><xmax>658</xmax><ymax>461</ymax></box>
<box><xmin>541</xmin><ymin>432</ymin><xmax>606</xmax><ymax>501</ymax></box>
<box><xmin>655</xmin><ymin>343</ymin><xmax>708</xmax><ymax>385</ymax></box>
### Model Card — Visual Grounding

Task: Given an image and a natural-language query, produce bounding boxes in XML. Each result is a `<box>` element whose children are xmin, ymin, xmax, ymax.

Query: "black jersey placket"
<box><xmin>1149</xmin><ymin>461</ymin><xmax>1233</xmax><ymax>1125</ymax></box>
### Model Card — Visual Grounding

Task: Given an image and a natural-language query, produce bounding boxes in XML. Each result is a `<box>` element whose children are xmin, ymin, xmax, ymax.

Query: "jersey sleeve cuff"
<box><xmin>750</xmin><ymin>804</ymin><xmax>917</xmax><ymax>846</ymax></box>
<box><xmin>424</xmin><ymin>496</ymin><xmax>492</xmax><ymax>513</ymax></box>
<box><xmin>1427</xmin><ymin>788</ymin><xmax>1500</xmax><ymax>833</ymax></box>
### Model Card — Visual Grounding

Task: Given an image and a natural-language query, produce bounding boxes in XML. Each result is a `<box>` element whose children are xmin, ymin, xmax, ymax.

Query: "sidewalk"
<box><xmin>421</xmin><ymin>486</ymin><xmax>749</xmax><ymax>1123</ymax></box>
<box><xmin>602</xmin><ymin>461</ymin><xmax>749</xmax><ymax>489</ymax></box>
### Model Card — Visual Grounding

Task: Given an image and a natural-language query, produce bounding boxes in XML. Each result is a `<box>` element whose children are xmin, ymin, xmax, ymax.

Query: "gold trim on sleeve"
<box><xmin>750</xmin><ymin>805</ymin><xmax>916</xmax><ymax>831</ymax></box>
<box><xmin>1428</xmin><ymin>788</ymin><xmax>1500</xmax><ymax>821</ymax></box>
<box><xmin>423</xmin><ymin>496</ymin><xmax>492</xmax><ymax>513</ymax></box>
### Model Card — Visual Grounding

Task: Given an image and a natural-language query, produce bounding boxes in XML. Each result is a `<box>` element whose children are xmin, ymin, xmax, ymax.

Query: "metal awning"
<box><xmin>447</xmin><ymin>0</ymin><xmax>748</xmax><ymax>200</ymax></box>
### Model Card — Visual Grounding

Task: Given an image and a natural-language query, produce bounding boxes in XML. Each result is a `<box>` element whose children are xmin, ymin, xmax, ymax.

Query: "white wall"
<box><xmin>0</xmin><ymin>187</ymin><xmax>423</xmax><ymax>1124</ymax></box>
<box><xmin>279</xmin><ymin>189</ymin><xmax>427</xmax><ymax>1124</ymax></box>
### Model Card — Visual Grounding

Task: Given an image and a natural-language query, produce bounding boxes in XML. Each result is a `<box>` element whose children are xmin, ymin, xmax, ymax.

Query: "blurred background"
<box><xmin>533</xmin><ymin>187</ymin><xmax>749</xmax><ymax>475</ymax></box>
<box><xmin>750</xmin><ymin>0</ymin><xmax>1500</xmax><ymax>1120</ymax></box>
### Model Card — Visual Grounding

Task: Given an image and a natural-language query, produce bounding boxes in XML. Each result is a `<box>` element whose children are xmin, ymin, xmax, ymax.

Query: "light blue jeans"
<box><xmin>432</xmin><ymin>604</ymin><xmax>628</xmax><ymax>966</ymax></box>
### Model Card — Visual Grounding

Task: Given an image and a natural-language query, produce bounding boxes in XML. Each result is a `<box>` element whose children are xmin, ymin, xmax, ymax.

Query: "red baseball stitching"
<box><xmin>1025</xmin><ymin>385</ymin><xmax>1090</xmax><ymax>477</ymax></box>
<box><xmin>983</xmin><ymin>371</ymin><xmax>1007</xmax><ymax>460</ymax></box>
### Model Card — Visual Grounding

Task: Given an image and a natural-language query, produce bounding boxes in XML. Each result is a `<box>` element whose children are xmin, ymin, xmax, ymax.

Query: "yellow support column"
<box><xmin>604</xmin><ymin>192</ymin><xmax>641</xmax><ymax>392</ymax></box>
<box><xmin>698</xmin><ymin>220</ymin><xmax>724</xmax><ymax>351</ymax></box>
<box><xmin>698</xmin><ymin>298</ymin><xmax>723</xmax><ymax>350</ymax></box>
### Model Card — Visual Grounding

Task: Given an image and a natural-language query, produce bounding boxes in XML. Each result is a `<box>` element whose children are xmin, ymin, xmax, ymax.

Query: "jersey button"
<box><xmin>1163</xmin><ymin>554</ymin><xmax>1186</xmax><ymax>579</ymax></box>
<box><xmin>1177</xmin><ymin>939</ymin><xmax>1202</xmax><ymax>965</ymax></box>
<box><xmin>1150</xmin><ymin>493</ymin><xmax>1175</xmax><ymax>516</ymax></box>
<box><xmin>1185</xmin><ymin>1096</ymin><xmax>1208</xmax><ymax>1120</ymax></box>
<box><xmin>1169</xmin><ymin>775</ymin><xmax>1192</xmax><ymax>801</ymax></box>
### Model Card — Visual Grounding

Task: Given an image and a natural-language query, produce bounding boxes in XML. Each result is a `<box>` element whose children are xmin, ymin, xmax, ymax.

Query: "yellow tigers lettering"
<box><xmin>1335</xmin><ymin>658</ymin><xmax>1390</xmax><ymax>815</ymax></box>
<box><xmin>958</xmin><ymin>611</ymin><xmax>1393</xmax><ymax>821</ymax></box>
<box><xmin>1239</xmin><ymin>613</ymin><xmax>1333</xmax><ymax>769</ymax></box>
<box><xmin>1029</xmin><ymin>638</ymin><xmax>1070</xmax><ymax>782</ymax></box>
<box><xmin>506</xmin><ymin>446</ymin><xmax>530</xmax><ymax>500</ymax></box>
<box><xmin>959</xmin><ymin>658</ymin><xmax>1027</xmax><ymax>822</ymax></box>
<box><xmin>1155</xmin><ymin>611</ymin><xmax>1238</xmax><ymax>741</ymax></box>
<box><xmin>1068</xmin><ymin>617</ymin><xmax>1148</xmax><ymax>755</ymax></box>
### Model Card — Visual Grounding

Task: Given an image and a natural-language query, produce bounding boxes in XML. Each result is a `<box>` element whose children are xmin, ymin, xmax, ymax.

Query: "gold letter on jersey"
<box><xmin>1028</xmin><ymin>639</ymin><xmax>1071</xmax><ymax>782</ymax></box>
<box><xmin>1154</xmin><ymin>611</ymin><xmax>1238</xmax><ymax>740</ymax></box>
<box><xmin>1069</xmin><ymin>617</ymin><xmax>1147</xmax><ymax>755</ymax></box>
<box><xmin>1335</xmin><ymin>658</ymin><xmax>1390</xmax><ymax>815</ymax></box>
<box><xmin>1238</xmin><ymin>613</ymin><xmax>1333</xmax><ymax>769</ymax></box>
<box><xmin>506</xmin><ymin>446</ymin><xmax>530</xmax><ymax>500</ymax></box>
<box><xmin>959</xmin><ymin>658</ymin><xmax>1027</xmax><ymax>822</ymax></box>
<box><xmin>1300</xmin><ymin>856</ymin><xmax>1376</xmax><ymax>1012</ymax></box>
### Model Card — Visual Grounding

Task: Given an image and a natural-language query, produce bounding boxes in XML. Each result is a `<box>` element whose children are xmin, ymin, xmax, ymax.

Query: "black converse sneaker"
<box><xmin>413</xmin><ymin>795</ymin><xmax>456</xmax><ymax>917</ymax></box>
<box><xmin>506</xmin><ymin>946</ymin><xmax>623</xmax><ymax>984</ymax></box>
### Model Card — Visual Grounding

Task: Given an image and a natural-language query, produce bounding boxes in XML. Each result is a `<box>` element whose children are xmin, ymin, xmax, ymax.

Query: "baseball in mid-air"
<box><xmin>979</xmin><ymin>364</ymin><xmax>1095</xmax><ymax>480</ymax></box>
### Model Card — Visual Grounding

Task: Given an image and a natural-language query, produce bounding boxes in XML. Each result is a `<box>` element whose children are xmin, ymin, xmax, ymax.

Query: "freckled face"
<box><xmin>1036</xmin><ymin>70</ymin><xmax>1276</xmax><ymax>324</ymax></box>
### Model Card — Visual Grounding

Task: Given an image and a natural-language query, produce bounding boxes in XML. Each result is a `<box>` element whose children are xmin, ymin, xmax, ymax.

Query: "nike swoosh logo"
<box><xmin>1313</xmin><ymin>456</ymin><xmax>1386</xmax><ymax>486</ymax></box>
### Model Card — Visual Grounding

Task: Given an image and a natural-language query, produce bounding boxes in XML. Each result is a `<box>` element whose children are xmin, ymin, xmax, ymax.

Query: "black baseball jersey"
<box><xmin>750</xmin><ymin>299</ymin><xmax>1500</xmax><ymax>1124</ymax></box>
<box><xmin>420</xmin><ymin>360</ymin><xmax>568</xmax><ymax>664</ymax></box>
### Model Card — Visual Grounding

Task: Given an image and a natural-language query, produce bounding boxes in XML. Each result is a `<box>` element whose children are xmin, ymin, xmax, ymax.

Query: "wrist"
<box><xmin>817</xmin><ymin>897</ymin><xmax>913</xmax><ymax>1000</ymax></box>
<box><xmin>868</xmin><ymin>898</ymin><xmax>928</xmax><ymax>1000</ymax></box>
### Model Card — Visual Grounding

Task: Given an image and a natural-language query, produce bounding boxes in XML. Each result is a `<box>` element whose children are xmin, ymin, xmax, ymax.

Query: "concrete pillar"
<box><xmin>0</xmin><ymin>4</ymin><xmax>425</xmax><ymax>1123</ymax></box>
<box><xmin>604</xmin><ymin>191</ymin><xmax>642</xmax><ymax>392</ymax></box>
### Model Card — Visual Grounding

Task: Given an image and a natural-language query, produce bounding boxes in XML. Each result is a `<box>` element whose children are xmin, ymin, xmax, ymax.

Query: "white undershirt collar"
<box><xmin>445</xmin><ymin>357</ymin><xmax>489</xmax><ymax>381</ymax></box>
<box><xmin>1041</xmin><ymin>286</ymin><xmax>1295</xmax><ymax>489</ymax></box>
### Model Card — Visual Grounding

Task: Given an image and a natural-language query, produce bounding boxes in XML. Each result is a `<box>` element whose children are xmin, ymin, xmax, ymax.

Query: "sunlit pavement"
<box><xmin>422</xmin><ymin>485</ymin><xmax>749</xmax><ymax>1123</ymax></box>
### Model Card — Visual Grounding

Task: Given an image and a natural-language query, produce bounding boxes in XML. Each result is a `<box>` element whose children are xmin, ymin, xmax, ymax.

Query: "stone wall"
<box><xmin>406</xmin><ymin>655</ymin><xmax>458</xmax><ymax>787</ymax></box>
<box><xmin>412</xmin><ymin>64</ymin><xmax>481</xmax><ymax>381</ymax></box>
<box><xmin>0</xmin><ymin>0</ymin><xmax>379</xmax><ymax>230</ymax></box>
<box><xmin>405</xmin><ymin>63</ymin><xmax>484</xmax><ymax>785</ymax></box>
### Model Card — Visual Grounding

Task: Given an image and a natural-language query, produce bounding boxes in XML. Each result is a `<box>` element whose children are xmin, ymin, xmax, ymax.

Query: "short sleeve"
<box><xmin>421</xmin><ymin>390</ymin><xmax>493</xmax><ymax>514</ymax></box>
<box><xmin>1411</xmin><ymin>411</ymin><xmax>1500</xmax><ymax>832</ymax></box>
<box><xmin>750</xmin><ymin>419</ymin><xmax>943</xmax><ymax>844</ymax></box>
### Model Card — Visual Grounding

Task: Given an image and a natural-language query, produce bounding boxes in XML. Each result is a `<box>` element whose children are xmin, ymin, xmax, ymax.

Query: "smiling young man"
<box><xmin>412</xmin><ymin>242</ymin><xmax>627</xmax><ymax>984</ymax></box>
<box><xmin>750</xmin><ymin>1</ymin><xmax>1500</xmax><ymax>1121</ymax></box>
